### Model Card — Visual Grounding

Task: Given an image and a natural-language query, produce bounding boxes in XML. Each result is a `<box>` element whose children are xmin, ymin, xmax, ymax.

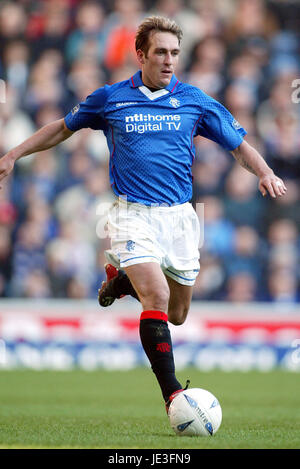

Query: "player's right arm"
<box><xmin>0</xmin><ymin>118</ymin><xmax>73</xmax><ymax>186</ymax></box>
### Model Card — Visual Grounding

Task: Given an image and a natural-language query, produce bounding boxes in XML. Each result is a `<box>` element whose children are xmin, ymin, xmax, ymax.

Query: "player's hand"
<box><xmin>0</xmin><ymin>154</ymin><xmax>15</xmax><ymax>189</ymax></box>
<box><xmin>258</xmin><ymin>173</ymin><xmax>287</xmax><ymax>198</ymax></box>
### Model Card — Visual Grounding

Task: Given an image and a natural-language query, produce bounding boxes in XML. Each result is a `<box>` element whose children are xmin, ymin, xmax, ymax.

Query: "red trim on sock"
<box><xmin>140</xmin><ymin>310</ymin><xmax>168</xmax><ymax>322</ymax></box>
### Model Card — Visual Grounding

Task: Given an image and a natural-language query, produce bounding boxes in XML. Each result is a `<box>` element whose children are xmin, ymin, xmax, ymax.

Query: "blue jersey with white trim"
<box><xmin>64</xmin><ymin>71</ymin><xmax>247</xmax><ymax>206</ymax></box>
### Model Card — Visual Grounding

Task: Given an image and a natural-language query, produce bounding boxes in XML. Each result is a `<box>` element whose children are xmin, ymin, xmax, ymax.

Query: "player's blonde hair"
<box><xmin>135</xmin><ymin>16</ymin><xmax>183</xmax><ymax>56</ymax></box>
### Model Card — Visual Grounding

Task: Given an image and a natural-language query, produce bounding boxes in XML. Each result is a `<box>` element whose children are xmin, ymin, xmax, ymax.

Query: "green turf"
<box><xmin>0</xmin><ymin>368</ymin><xmax>299</xmax><ymax>449</ymax></box>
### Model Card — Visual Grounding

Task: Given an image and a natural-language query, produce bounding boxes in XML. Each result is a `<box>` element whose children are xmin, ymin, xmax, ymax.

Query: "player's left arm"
<box><xmin>230</xmin><ymin>140</ymin><xmax>287</xmax><ymax>198</ymax></box>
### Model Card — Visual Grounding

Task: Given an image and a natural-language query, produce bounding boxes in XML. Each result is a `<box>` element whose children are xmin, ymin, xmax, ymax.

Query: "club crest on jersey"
<box><xmin>71</xmin><ymin>104</ymin><xmax>80</xmax><ymax>115</ymax></box>
<box><xmin>169</xmin><ymin>97</ymin><xmax>180</xmax><ymax>108</ymax></box>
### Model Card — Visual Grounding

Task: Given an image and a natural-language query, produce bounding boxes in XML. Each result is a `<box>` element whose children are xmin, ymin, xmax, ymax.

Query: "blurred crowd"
<box><xmin>0</xmin><ymin>0</ymin><xmax>300</xmax><ymax>304</ymax></box>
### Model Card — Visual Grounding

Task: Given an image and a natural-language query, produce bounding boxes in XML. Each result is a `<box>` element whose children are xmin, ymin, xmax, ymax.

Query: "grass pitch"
<box><xmin>0</xmin><ymin>368</ymin><xmax>299</xmax><ymax>449</ymax></box>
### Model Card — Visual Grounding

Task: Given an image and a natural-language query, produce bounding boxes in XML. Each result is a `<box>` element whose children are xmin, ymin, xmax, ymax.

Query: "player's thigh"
<box><xmin>124</xmin><ymin>262</ymin><xmax>170</xmax><ymax>312</ymax></box>
<box><xmin>166</xmin><ymin>275</ymin><xmax>193</xmax><ymax>326</ymax></box>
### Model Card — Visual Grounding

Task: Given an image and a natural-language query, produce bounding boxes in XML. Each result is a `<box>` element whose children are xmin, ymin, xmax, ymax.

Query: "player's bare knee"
<box><xmin>168</xmin><ymin>307</ymin><xmax>188</xmax><ymax>326</ymax></box>
<box><xmin>168</xmin><ymin>317</ymin><xmax>184</xmax><ymax>326</ymax></box>
<box><xmin>151</xmin><ymin>289</ymin><xmax>170</xmax><ymax>310</ymax></box>
<box><xmin>168</xmin><ymin>316</ymin><xmax>185</xmax><ymax>326</ymax></box>
<box><xmin>140</xmin><ymin>287</ymin><xmax>170</xmax><ymax>312</ymax></box>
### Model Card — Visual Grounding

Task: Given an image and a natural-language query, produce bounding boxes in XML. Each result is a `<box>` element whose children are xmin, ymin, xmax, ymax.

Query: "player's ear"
<box><xmin>136</xmin><ymin>49</ymin><xmax>145</xmax><ymax>65</ymax></box>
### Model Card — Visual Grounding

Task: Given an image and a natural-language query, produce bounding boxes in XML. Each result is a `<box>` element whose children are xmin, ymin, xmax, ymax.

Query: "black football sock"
<box><xmin>105</xmin><ymin>271</ymin><xmax>139</xmax><ymax>301</ymax></box>
<box><xmin>139</xmin><ymin>310</ymin><xmax>182</xmax><ymax>402</ymax></box>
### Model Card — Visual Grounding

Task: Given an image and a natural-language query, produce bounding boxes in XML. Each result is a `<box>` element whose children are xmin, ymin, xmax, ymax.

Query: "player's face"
<box><xmin>137</xmin><ymin>31</ymin><xmax>180</xmax><ymax>89</ymax></box>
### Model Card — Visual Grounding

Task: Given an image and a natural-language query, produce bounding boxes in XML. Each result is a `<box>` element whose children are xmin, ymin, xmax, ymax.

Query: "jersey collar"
<box><xmin>130</xmin><ymin>70</ymin><xmax>179</xmax><ymax>93</ymax></box>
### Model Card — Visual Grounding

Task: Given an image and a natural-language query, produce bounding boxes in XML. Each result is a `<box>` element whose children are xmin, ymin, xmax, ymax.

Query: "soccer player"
<box><xmin>0</xmin><ymin>16</ymin><xmax>286</xmax><ymax>412</ymax></box>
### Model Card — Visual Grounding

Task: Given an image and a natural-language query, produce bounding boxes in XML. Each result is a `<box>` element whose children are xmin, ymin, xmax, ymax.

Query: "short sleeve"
<box><xmin>196</xmin><ymin>98</ymin><xmax>247</xmax><ymax>151</ymax></box>
<box><xmin>64</xmin><ymin>86</ymin><xmax>109</xmax><ymax>132</ymax></box>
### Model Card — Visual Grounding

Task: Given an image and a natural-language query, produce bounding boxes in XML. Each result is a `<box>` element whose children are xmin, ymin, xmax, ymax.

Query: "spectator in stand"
<box><xmin>261</xmin><ymin>108</ymin><xmax>300</xmax><ymax>180</ymax></box>
<box><xmin>55</xmin><ymin>149</ymin><xmax>97</xmax><ymax>193</ymax></box>
<box><xmin>0</xmin><ymin>2</ymin><xmax>27</xmax><ymax>57</ymax></box>
<box><xmin>267</xmin><ymin>269</ymin><xmax>300</xmax><ymax>304</ymax></box>
<box><xmin>224</xmin><ymin>81</ymin><xmax>257</xmax><ymax>124</ymax></box>
<box><xmin>263</xmin><ymin>179</ymin><xmax>300</xmax><ymax>228</ymax></box>
<box><xmin>225</xmin><ymin>271</ymin><xmax>258</xmax><ymax>302</ymax></box>
<box><xmin>224</xmin><ymin>0</ymin><xmax>278</xmax><ymax>45</ymax></box>
<box><xmin>66</xmin><ymin>56</ymin><xmax>105</xmax><ymax>102</ymax></box>
<box><xmin>149</xmin><ymin>0</ymin><xmax>204</xmax><ymax>69</ymax></box>
<box><xmin>185</xmin><ymin>36</ymin><xmax>226</xmax><ymax>98</ymax></box>
<box><xmin>65</xmin><ymin>1</ymin><xmax>106</xmax><ymax>66</ymax></box>
<box><xmin>224</xmin><ymin>163</ymin><xmax>266</xmax><ymax>229</ymax></box>
<box><xmin>264</xmin><ymin>218</ymin><xmax>299</xmax><ymax>301</ymax></box>
<box><xmin>192</xmin><ymin>138</ymin><xmax>232</xmax><ymax>200</ymax></box>
<box><xmin>10</xmin><ymin>220</ymin><xmax>48</xmax><ymax>296</ymax></box>
<box><xmin>199</xmin><ymin>195</ymin><xmax>235</xmax><ymax>257</ymax></box>
<box><xmin>0</xmin><ymin>225</ymin><xmax>13</xmax><ymax>297</ymax></box>
<box><xmin>266</xmin><ymin>218</ymin><xmax>299</xmax><ymax>270</ymax></box>
<box><xmin>0</xmin><ymin>84</ymin><xmax>35</xmax><ymax>155</ymax></box>
<box><xmin>256</xmin><ymin>79</ymin><xmax>300</xmax><ymax>146</ymax></box>
<box><xmin>92</xmin><ymin>239</ymin><xmax>113</xmax><ymax>298</ymax></box>
<box><xmin>0</xmin><ymin>173</ymin><xmax>17</xmax><ymax>230</ymax></box>
<box><xmin>103</xmin><ymin>0</ymin><xmax>144</xmax><ymax>72</ymax></box>
<box><xmin>2</xmin><ymin>40</ymin><xmax>29</xmax><ymax>101</ymax></box>
<box><xmin>23</xmin><ymin>269</ymin><xmax>51</xmax><ymax>298</ymax></box>
<box><xmin>26</xmin><ymin>0</ymin><xmax>71</xmax><ymax>62</ymax></box>
<box><xmin>25</xmin><ymin>198</ymin><xmax>58</xmax><ymax>243</ymax></box>
<box><xmin>46</xmin><ymin>241</ymin><xmax>73</xmax><ymax>298</ymax></box>
<box><xmin>192</xmin><ymin>253</ymin><xmax>225</xmax><ymax>301</ymax></box>
<box><xmin>66</xmin><ymin>276</ymin><xmax>89</xmax><ymax>299</ymax></box>
<box><xmin>228</xmin><ymin>46</ymin><xmax>265</xmax><ymax>87</ymax></box>
<box><xmin>54</xmin><ymin>164</ymin><xmax>114</xmax><ymax>245</ymax></box>
<box><xmin>24</xmin><ymin>150</ymin><xmax>59</xmax><ymax>203</ymax></box>
<box><xmin>225</xmin><ymin>225</ymin><xmax>264</xmax><ymax>281</ymax></box>
<box><xmin>45</xmin><ymin>219</ymin><xmax>96</xmax><ymax>294</ymax></box>
<box><xmin>23</xmin><ymin>49</ymin><xmax>66</xmax><ymax>118</ymax></box>
<box><xmin>190</xmin><ymin>0</ymin><xmax>230</xmax><ymax>38</ymax></box>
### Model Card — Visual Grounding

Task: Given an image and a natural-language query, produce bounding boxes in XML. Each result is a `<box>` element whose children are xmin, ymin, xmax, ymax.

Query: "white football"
<box><xmin>168</xmin><ymin>388</ymin><xmax>222</xmax><ymax>437</ymax></box>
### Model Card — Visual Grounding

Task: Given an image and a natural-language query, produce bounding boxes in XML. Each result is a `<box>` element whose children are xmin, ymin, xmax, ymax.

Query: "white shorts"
<box><xmin>104</xmin><ymin>198</ymin><xmax>200</xmax><ymax>286</ymax></box>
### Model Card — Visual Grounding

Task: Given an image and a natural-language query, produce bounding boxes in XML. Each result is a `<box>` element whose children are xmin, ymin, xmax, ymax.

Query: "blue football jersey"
<box><xmin>64</xmin><ymin>71</ymin><xmax>247</xmax><ymax>205</ymax></box>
